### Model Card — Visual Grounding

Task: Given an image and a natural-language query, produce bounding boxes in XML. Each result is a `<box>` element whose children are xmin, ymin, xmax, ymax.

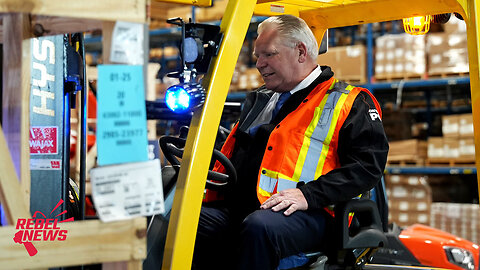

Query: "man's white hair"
<box><xmin>258</xmin><ymin>15</ymin><xmax>319</xmax><ymax>61</ymax></box>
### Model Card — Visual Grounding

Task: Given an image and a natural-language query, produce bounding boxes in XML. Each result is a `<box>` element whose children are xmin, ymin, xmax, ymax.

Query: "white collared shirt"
<box><xmin>248</xmin><ymin>65</ymin><xmax>322</xmax><ymax>130</ymax></box>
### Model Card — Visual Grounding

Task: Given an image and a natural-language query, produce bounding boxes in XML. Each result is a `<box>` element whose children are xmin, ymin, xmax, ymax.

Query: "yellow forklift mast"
<box><xmin>159</xmin><ymin>0</ymin><xmax>480</xmax><ymax>269</ymax></box>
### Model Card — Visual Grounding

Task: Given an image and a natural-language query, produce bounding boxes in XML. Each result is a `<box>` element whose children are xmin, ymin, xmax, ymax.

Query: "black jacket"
<box><xmin>225</xmin><ymin>67</ymin><xmax>389</xmax><ymax>218</ymax></box>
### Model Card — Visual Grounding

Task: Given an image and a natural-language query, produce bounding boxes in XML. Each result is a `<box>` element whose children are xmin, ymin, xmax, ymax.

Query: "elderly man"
<box><xmin>193</xmin><ymin>14</ymin><xmax>388</xmax><ymax>270</ymax></box>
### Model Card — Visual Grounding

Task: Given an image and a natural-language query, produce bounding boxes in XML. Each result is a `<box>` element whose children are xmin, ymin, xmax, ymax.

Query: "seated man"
<box><xmin>193</xmin><ymin>14</ymin><xmax>389</xmax><ymax>270</ymax></box>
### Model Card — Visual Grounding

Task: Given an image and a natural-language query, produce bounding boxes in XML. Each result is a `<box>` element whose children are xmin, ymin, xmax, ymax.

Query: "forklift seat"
<box><xmin>278</xmin><ymin>178</ymin><xmax>389</xmax><ymax>270</ymax></box>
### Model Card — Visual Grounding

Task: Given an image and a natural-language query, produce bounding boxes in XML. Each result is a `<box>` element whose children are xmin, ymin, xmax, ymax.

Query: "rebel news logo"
<box><xmin>13</xmin><ymin>199</ymin><xmax>73</xmax><ymax>256</ymax></box>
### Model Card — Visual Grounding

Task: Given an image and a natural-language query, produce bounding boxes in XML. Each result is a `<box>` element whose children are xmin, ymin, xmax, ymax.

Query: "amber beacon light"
<box><xmin>403</xmin><ymin>15</ymin><xmax>431</xmax><ymax>35</ymax></box>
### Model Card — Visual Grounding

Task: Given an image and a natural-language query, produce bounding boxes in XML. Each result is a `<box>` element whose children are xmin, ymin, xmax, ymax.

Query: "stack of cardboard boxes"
<box><xmin>317</xmin><ymin>44</ymin><xmax>367</xmax><ymax>84</ymax></box>
<box><xmin>427</xmin><ymin>16</ymin><xmax>468</xmax><ymax>76</ymax></box>
<box><xmin>375</xmin><ymin>34</ymin><xmax>426</xmax><ymax>80</ymax></box>
<box><xmin>387</xmin><ymin>139</ymin><xmax>428</xmax><ymax>164</ymax></box>
<box><xmin>427</xmin><ymin>113</ymin><xmax>475</xmax><ymax>163</ymax></box>
<box><xmin>374</xmin><ymin>16</ymin><xmax>468</xmax><ymax>80</ymax></box>
<box><xmin>386</xmin><ymin>175</ymin><xmax>432</xmax><ymax>228</ymax></box>
<box><xmin>430</xmin><ymin>202</ymin><xmax>479</xmax><ymax>244</ymax></box>
<box><xmin>229</xmin><ymin>64</ymin><xmax>264</xmax><ymax>92</ymax></box>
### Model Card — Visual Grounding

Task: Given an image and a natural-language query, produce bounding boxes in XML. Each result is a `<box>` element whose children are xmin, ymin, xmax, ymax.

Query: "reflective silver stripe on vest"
<box><xmin>299</xmin><ymin>88</ymin><xmax>347</xmax><ymax>183</ymax></box>
<box><xmin>259</xmin><ymin>174</ymin><xmax>277</xmax><ymax>193</ymax></box>
<box><xmin>277</xmin><ymin>178</ymin><xmax>297</xmax><ymax>191</ymax></box>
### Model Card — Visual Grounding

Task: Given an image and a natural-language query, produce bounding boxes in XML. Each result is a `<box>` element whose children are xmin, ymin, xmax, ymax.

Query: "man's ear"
<box><xmin>297</xmin><ymin>42</ymin><xmax>308</xmax><ymax>63</ymax></box>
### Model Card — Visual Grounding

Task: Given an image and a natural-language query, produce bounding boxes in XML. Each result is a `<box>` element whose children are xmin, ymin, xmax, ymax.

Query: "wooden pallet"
<box><xmin>427</xmin><ymin>71</ymin><xmax>469</xmax><ymax>78</ymax></box>
<box><xmin>387</xmin><ymin>155</ymin><xmax>425</xmax><ymax>166</ymax></box>
<box><xmin>425</xmin><ymin>158</ymin><xmax>476</xmax><ymax>166</ymax></box>
<box><xmin>339</xmin><ymin>77</ymin><xmax>367</xmax><ymax>85</ymax></box>
<box><xmin>374</xmin><ymin>73</ymin><xmax>425</xmax><ymax>82</ymax></box>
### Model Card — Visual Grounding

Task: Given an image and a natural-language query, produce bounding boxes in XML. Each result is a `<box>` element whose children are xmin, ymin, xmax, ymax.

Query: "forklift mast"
<box><xmin>29</xmin><ymin>34</ymin><xmax>86</xmax><ymax>220</ymax></box>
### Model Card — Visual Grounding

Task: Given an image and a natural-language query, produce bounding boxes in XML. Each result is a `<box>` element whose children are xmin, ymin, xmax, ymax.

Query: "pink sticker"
<box><xmin>29</xmin><ymin>127</ymin><xmax>58</xmax><ymax>154</ymax></box>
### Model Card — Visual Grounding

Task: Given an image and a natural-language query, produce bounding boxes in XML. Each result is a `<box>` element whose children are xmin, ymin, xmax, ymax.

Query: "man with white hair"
<box><xmin>193</xmin><ymin>15</ymin><xmax>389</xmax><ymax>270</ymax></box>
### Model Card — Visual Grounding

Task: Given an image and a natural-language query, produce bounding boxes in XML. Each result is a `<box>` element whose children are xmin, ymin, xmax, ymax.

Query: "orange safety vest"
<box><xmin>209</xmin><ymin>77</ymin><xmax>382</xmax><ymax>206</ymax></box>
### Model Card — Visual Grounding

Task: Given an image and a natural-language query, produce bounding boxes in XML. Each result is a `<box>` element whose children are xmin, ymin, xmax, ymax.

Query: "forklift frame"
<box><xmin>161</xmin><ymin>0</ymin><xmax>480</xmax><ymax>269</ymax></box>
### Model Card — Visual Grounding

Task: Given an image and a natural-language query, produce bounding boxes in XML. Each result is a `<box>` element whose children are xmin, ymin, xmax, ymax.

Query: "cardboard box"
<box><xmin>459</xmin><ymin>137</ymin><xmax>475</xmax><ymax>160</ymax></box>
<box><xmin>428</xmin><ymin>137</ymin><xmax>444</xmax><ymax>158</ymax></box>
<box><xmin>388</xmin><ymin>185</ymin><xmax>431</xmax><ymax>201</ymax></box>
<box><xmin>427</xmin><ymin>32</ymin><xmax>469</xmax><ymax>75</ymax></box>
<box><xmin>390</xmin><ymin>200</ymin><xmax>430</xmax><ymax>212</ymax></box>
<box><xmin>443</xmin><ymin>137</ymin><xmax>460</xmax><ymax>158</ymax></box>
<box><xmin>388</xmin><ymin>139</ymin><xmax>427</xmax><ymax>159</ymax></box>
<box><xmin>390</xmin><ymin>211</ymin><xmax>430</xmax><ymax>227</ymax></box>
<box><xmin>459</xmin><ymin>113</ymin><xmax>474</xmax><ymax>137</ymax></box>
<box><xmin>375</xmin><ymin>34</ymin><xmax>425</xmax><ymax>79</ymax></box>
<box><xmin>236</xmin><ymin>68</ymin><xmax>263</xmax><ymax>91</ymax></box>
<box><xmin>442</xmin><ymin>114</ymin><xmax>460</xmax><ymax>137</ymax></box>
<box><xmin>387</xmin><ymin>175</ymin><xmax>428</xmax><ymax>186</ymax></box>
<box><xmin>386</xmin><ymin>175</ymin><xmax>432</xmax><ymax>201</ymax></box>
<box><xmin>386</xmin><ymin>174</ymin><xmax>432</xmax><ymax>227</ymax></box>
<box><xmin>430</xmin><ymin>203</ymin><xmax>479</xmax><ymax>244</ymax></box>
<box><xmin>317</xmin><ymin>45</ymin><xmax>366</xmax><ymax>84</ymax></box>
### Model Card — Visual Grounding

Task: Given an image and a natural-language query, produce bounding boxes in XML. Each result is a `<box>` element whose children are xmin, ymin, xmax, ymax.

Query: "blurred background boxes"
<box><xmin>387</xmin><ymin>139</ymin><xmax>427</xmax><ymax>164</ymax></box>
<box><xmin>317</xmin><ymin>44</ymin><xmax>367</xmax><ymax>84</ymax></box>
<box><xmin>427</xmin><ymin>137</ymin><xmax>444</xmax><ymax>159</ymax></box>
<box><xmin>430</xmin><ymin>203</ymin><xmax>479</xmax><ymax>244</ymax></box>
<box><xmin>459</xmin><ymin>137</ymin><xmax>475</xmax><ymax>160</ymax></box>
<box><xmin>426</xmin><ymin>113</ymin><xmax>475</xmax><ymax>162</ymax></box>
<box><xmin>442</xmin><ymin>114</ymin><xmax>460</xmax><ymax>137</ymax></box>
<box><xmin>385</xmin><ymin>175</ymin><xmax>432</xmax><ymax>228</ymax></box>
<box><xmin>375</xmin><ymin>34</ymin><xmax>426</xmax><ymax>80</ymax></box>
<box><xmin>459</xmin><ymin>113</ymin><xmax>474</xmax><ymax>137</ymax></box>
<box><xmin>427</xmin><ymin>32</ymin><xmax>469</xmax><ymax>76</ymax></box>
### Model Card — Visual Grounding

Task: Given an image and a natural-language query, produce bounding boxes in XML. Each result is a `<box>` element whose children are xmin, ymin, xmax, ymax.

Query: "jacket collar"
<box><xmin>238</xmin><ymin>66</ymin><xmax>335</xmax><ymax>131</ymax></box>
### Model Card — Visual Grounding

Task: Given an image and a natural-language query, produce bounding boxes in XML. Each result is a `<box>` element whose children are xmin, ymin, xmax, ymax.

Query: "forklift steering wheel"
<box><xmin>159</xmin><ymin>136</ymin><xmax>237</xmax><ymax>191</ymax></box>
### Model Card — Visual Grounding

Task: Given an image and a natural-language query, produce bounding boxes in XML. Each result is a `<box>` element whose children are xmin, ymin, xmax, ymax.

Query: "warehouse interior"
<box><xmin>1</xmin><ymin>0</ymin><xmax>480</xmax><ymax>269</ymax></box>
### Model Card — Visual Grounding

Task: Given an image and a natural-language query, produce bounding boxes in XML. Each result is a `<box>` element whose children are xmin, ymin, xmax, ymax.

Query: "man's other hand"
<box><xmin>260</xmin><ymin>188</ymin><xmax>308</xmax><ymax>216</ymax></box>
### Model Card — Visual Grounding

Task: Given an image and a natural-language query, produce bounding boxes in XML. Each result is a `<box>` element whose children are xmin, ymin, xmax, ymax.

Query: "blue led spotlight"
<box><xmin>165</xmin><ymin>83</ymin><xmax>206</xmax><ymax>113</ymax></box>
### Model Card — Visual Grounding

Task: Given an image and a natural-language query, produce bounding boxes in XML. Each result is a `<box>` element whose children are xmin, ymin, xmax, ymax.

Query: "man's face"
<box><xmin>254</xmin><ymin>28</ymin><xmax>301</xmax><ymax>92</ymax></box>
